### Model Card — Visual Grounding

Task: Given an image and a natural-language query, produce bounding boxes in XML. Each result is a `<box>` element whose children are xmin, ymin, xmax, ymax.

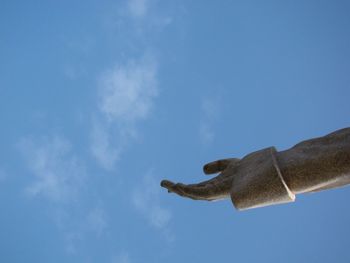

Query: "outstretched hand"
<box><xmin>160</xmin><ymin>158</ymin><xmax>240</xmax><ymax>201</ymax></box>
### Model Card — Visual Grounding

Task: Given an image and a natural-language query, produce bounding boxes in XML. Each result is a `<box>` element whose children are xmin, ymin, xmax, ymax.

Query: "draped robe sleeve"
<box><xmin>230</xmin><ymin>128</ymin><xmax>350</xmax><ymax>210</ymax></box>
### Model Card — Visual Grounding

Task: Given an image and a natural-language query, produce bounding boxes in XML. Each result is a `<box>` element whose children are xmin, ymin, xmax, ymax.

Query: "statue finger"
<box><xmin>203</xmin><ymin>158</ymin><xmax>240</xmax><ymax>175</ymax></box>
<box><xmin>161</xmin><ymin>180</ymin><xmax>188</xmax><ymax>197</ymax></box>
<box><xmin>160</xmin><ymin>180</ymin><xmax>177</xmax><ymax>193</ymax></box>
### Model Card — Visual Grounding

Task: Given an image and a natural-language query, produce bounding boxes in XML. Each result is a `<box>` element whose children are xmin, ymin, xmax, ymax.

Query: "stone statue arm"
<box><xmin>160</xmin><ymin>127</ymin><xmax>350</xmax><ymax>210</ymax></box>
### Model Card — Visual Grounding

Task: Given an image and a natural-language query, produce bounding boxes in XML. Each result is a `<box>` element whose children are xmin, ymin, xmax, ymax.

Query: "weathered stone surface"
<box><xmin>230</xmin><ymin>147</ymin><xmax>295</xmax><ymax>210</ymax></box>
<box><xmin>160</xmin><ymin>127</ymin><xmax>350</xmax><ymax>210</ymax></box>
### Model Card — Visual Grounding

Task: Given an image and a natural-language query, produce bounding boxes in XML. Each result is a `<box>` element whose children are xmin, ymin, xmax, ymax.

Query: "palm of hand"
<box><xmin>160</xmin><ymin>158</ymin><xmax>240</xmax><ymax>201</ymax></box>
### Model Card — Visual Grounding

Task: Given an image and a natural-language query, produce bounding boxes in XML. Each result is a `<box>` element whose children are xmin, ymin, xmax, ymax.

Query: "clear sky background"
<box><xmin>1</xmin><ymin>1</ymin><xmax>350</xmax><ymax>262</ymax></box>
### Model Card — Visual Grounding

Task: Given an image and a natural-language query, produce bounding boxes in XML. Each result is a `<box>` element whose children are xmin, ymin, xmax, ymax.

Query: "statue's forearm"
<box><xmin>276</xmin><ymin>127</ymin><xmax>350</xmax><ymax>194</ymax></box>
<box><xmin>230</xmin><ymin>127</ymin><xmax>350</xmax><ymax>210</ymax></box>
<box><xmin>161</xmin><ymin>127</ymin><xmax>350</xmax><ymax>210</ymax></box>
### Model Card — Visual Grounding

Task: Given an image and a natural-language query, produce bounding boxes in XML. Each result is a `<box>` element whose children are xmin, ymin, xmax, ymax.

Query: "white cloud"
<box><xmin>98</xmin><ymin>55</ymin><xmax>158</xmax><ymax>124</ymax></box>
<box><xmin>18</xmin><ymin>136</ymin><xmax>85</xmax><ymax>203</ymax></box>
<box><xmin>124</xmin><ymin>0</ymin><xmax>172</xmax><ymax>30</ymax></box>
<box><xmin>201</xmin><ymin>96</ymin><xmax>220</xmax><ymax>120</ymax></box>
<box><xmin>148</xmin><ymin>205</ymin><xmax>172</xmax><ymax>229</ymax></box>
<box><xmin>91</xmin><ymin>55</ymin><xmax>158</xmax><ymax>170</ymax></box>
<box><xmin>54</xmin><ymin>206</ymin><xmax>109</xmax><ymax>254</ymax></box>
<box><xmin>85</xmin><ymin>207</ymin><xmax>108</xmax><ymax>237</ymax></box>
<box><xmin>112</xmin><ymin>252</ymin><xmax>131</xmax><ymax>263</ymax></box>
<box><xmin>128</xmin><ymin>0</ymin><xmax>149</xmax><ymax>18</ymax></box>
<box><xmin>64</xmin><ymin>231</ymin><xmax>83</xmax><ymax>254</ymax></box>
<box><xmin>199</xmin><ymin>96</ymin><xmax>221</xmax><ymax>145</ymax></box>
<box><xmin>17</xmin><ymin>135</ymin><xmax>111</xmax><ymax>254</ymax></box>
<box><xmin>90</xmin><ymin>120</ymin><xmax>121</xmax><ymax>171</ymax></box>
<box><xmin>199</xmin><ymin>122</ymin><xmax>214</xmax><ymax>144</ymax></box>
<box><xmin>132</xmin><ymin>173</ymin><xmax>172</xmax><ymax>232</ymax></box>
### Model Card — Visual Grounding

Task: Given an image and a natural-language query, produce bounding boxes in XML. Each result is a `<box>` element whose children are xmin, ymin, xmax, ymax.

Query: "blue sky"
<box><xmin>1</xmin><ymin>0</ymin><xmax>350</xmax><ymax>262</ymax></box>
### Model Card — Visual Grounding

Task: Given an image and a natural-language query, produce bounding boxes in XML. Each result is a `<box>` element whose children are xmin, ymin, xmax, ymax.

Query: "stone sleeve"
<box><xmin>230</xmin><ymin>147</ymin><xmax>295</xmax><ymax>210</ymax></box>
<box><xmin>276</xmin><ymin>127</ymin><xmax>350</xmax><ymax>194</ymax></box>
<box><xmin>230</xmin><ymin>128</ymin><xmax>350</xmax><ymax>210</ymax></box>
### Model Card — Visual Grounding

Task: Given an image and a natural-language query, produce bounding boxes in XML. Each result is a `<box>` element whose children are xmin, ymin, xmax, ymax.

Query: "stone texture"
<box><xmin>160</xmin><ymin>127</ymin><xmax>350</xmax><ymax>210</ymax></box>
<box><xmin>230</xmin><ymin>147</ymin><xmax>295</xmax><ymax>210</ymax></box>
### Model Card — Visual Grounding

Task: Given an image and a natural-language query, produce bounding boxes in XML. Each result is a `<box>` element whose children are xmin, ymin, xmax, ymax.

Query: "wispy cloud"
<box><xmin>199</xmin><ymin>96</ymin><xmax>221</xmax><ymax>145</ymax></box>
<box><xmin>107</xmin><ymin>0</ymin><xmax>172</xmax><ymax>40</ymax></box>
<box><xmin>16</xmin><ymin>133</ymin><xmax>114</xmax><ymax>255</ymax></box>
<box><xmin>18</xmin><ymin>136</ymin><xmax>85</xmax><ymax>203</ymax></box>
<box><xmin>199</xmin><ymin>122</ymin><xmax>215</xmax><ymax>144</ymax></box>
<box><xmin>64</xmin><ymin>230</ymin><xmax>83</xmax><ymax>254</ymax></box>
<box><xmin>89</xmin><ymin>0</ymin><xmax>173</xmax><ymax>171</ymax></box>
<box><xmin>90</xmin><ymin>120</ymin><xmax>121</xmax><ymax>171</ymax></box>
<box><xmin>132</xmin><ymin>172</ymin><xmax>173</xmax><ymax>240</ymax></box>
<box><xmin>17</xmin><ymin>135</ymin><xmax>110</xmax><ymax>253</ymax></box>
<box><xmin>127</xmin><ymin>0</ymin><xmax>150</xmax><ymax>18</ymax></box>
<box><xmin>55</xmin><ymin>205</ymin><xmax>109</xmax><ymax>254</ymax></box>
<box><xmin>112</xmin><ymin>251</ymin><xmax>131</xmax><ymax>263</ymax></box>
<box><xmin>85</xmin><ymin>206</ymin><xmax>108</xmax><ymax>237</ymax></box>
<box><xmin>98</xmin><ymin>55</ymin><xmax>158</xmax><ymax>124</ymax></box>
<box><xmin>91</xmin><ymin>55</ymin><xmax>158</xmax><ymax>170</ymax></box>
<box><xmin>124</xmin><ymin>0</ymin><xmax>173</xmax><ymax>28</ymax></box>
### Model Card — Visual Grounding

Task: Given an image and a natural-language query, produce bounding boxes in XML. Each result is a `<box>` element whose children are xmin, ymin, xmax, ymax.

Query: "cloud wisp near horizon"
<box><xmin>13</xmin><ymin>0</ymin><xmax>175</xmax><ymax>259</ymax></box>
<box><xmin>90</xmin><ymin>54</ymin><xmax>158</xmax><ymax>171</ymax></box>
<box><xmin>17</xmin><ymin>135</ymin><xmax>86</xmax><ymax>203</ymax></box>
<box><xmin>199</xmin><ymin>95</ymin><xmax>221</xmax><ymax>145</ymax></box>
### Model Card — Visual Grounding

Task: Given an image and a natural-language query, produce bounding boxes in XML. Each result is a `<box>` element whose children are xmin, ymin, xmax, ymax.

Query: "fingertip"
<box><xmin>160</xmin><ymin>180</ymin><xmax>174</xmax><ymax>189</ymax></box>
<box><xmin>203</xmin><ymin>163</ymin><xmax>213</xmax><ymax>174</ymax></box>
<box><xmin>203</xmin><ymin>158</ymin><xmax>240</xmax><ymax>175</ymax></box>
<box><xmin>203</xmin><ymin>161</ymin><xmax>220</xmax><ymax>175</ymax></box>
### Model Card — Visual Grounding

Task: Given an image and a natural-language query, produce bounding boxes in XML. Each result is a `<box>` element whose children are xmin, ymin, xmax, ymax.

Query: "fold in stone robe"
<box><xmin>230</xmin><ymin>128</ymin><xmax>350</xmax><ymax>210</ymax></box>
